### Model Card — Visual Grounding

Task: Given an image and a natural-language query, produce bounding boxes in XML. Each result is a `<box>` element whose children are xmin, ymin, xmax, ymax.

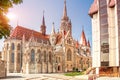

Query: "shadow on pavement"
<box><xmin>0</xmin><ymin>76</ymin><xmax>24</xmax><ymax>79</ymax></box>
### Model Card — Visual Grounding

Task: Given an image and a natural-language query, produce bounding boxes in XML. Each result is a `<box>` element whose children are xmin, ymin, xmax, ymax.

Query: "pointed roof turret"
<box><xmin>76</xmin><ymin>40</ymin><xmax>79</xmax><ymax>49</ymax></box>
<box><xmin>51</xmin><ymin>22</ymin><xmax>56</xmax><ymax>34</ymax></box>
<box><xmin>63</xmin><ymin>0</ymin><xmax>67</xmax><ymax>17</ymax></box>
<box><xmin>87</xmin><ymin>40</ymin><xmax>91</xmax><ymax>47</ymax></box>
<box><xmin>62</xmin><ymin>0</ymin><xmax>69</xmax><ymax>20</ymax></box>
<box><xmin>42</xmin><ymin>10</ymin><xmax>45</xmax><ymax>26</ymax></box>
<box><xmin>40</xmin><ymin>11</ymin><xmax>46</xmax><ymax>35</ymax></box>
<box><xmin>80</xmin><ymin>28</ymin><xmax>87</xmax><ymax>46</ymax></box>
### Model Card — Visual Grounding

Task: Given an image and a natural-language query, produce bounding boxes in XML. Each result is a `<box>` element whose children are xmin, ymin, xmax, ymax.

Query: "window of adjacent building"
<box><xmin>101</xmin><ymin>61</ymin><xmax>109</xmax><ymax>66</ymax></box>
<box><xmin>11</xmin><ymin>43</ymin><xmax>15</xmax><ymax>50</ymax></box>
<box><xmin>17</xmin><ymin>44</ymin><xmax>21</xmax><ymax>50</ymax></box>
<box><xmin>100</xmin><ymin>6</ymin><xmax>107</xmax><ymax>14</ymax></box>
<box><xmin>67</xmin><ymin>49</ymin><xmax>72</xmax><ymax>61</ymax></box>
<box><xmin>31</xmin><ymin>49</ymin><xmax>35</xmax><ymax>63</ymax></box>
<box><xmin>11</xmin><ymin>53</ymin><xmax>14</xmax><ymax>63</ymax></box>
<box><xmin>99</xmin><ymin>0</ymin><xmax>106</xmax><ymax>7</ymax></box>
<box><xmin>99</xmin><ymin>0</ymin><xmax>109</xmax><ymax>54</ymax></box>
<box><xmin>117</xmin><ymin>1</ymin><xmax>120</xmax><ymax>65</ymax></box>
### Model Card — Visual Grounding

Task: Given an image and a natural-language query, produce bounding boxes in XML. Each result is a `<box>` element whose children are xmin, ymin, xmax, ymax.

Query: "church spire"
<box><xmin>62</xmin><ymin>0</ymin><xmax>68</xmax><ymax>20</ymax></box>
<box><xmin>51</xmin><ymin>22</ymin><xmax>55</xmax><ymax>34</ymax></box>
<box><xmin>87</xmin><ymin>40</ymin><xmax>91</xmax><ymax>47</ymax></box>
<box><xmin>40</xmin><ymin>11</ymin><xmax>46</xmax><ymax>35</ymax></box>
<box><xmin>63</xmin><ymin>0</ymin><xmax>67</xmax><ymax>17</ymax></box>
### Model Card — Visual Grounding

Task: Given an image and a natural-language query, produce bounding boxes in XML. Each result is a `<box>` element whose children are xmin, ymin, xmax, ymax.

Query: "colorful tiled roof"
<box><xmin>56</xmin><ymin>34</ymin><xmax>62</xmax><ymax>45</ymax></box>
<box><xmin>88</xmin><ymin>0</ymin><xmax>98</xmax><ymax>17</ymax></box>
<box><xmin>10</xmin><ymin>26</ymin><xmax>49</xmax><ymax>41</ymax></box>
<box><xmin>56</xmin><ymin>31</ymin><xmax>67</xmax><ymax>45</ymax></box>
<box><xmin>109</xmin><ymin>0</ymin><xmax>115</xmax><ymax>8</ymax></box>
<box><xmin>76</xmin><ymin>41</ymin><xmax>79</xmax><ymax>49</ymax></box>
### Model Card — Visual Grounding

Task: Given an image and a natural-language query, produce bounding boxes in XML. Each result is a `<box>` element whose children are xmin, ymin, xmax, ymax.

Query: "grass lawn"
<box><xmin>64</xmin><ymin>71</ymin><xmax>85</xmax><ymax>76</ymax></box>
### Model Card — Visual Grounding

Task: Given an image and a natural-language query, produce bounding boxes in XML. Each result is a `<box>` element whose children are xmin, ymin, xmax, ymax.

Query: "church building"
<box><xmin>2</xmin><ymin>0</ymin><xmax>91</xmax><ymax>74</ymax></box>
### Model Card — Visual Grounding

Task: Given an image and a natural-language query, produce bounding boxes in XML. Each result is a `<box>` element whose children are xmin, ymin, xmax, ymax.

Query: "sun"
<box><xmin>6</xmin><ymin>12</ymin><xmax>16</xmax><ymax>20</ymax></box>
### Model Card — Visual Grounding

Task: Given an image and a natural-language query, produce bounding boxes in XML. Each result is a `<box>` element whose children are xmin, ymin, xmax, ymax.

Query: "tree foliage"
<box><xmin>0</xmin><ymin>0</ymin><xmax>23</xmax><ymax>39</ymax></box>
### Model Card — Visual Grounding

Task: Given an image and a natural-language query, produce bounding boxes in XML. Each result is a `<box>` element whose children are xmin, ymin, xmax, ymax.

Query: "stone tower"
<box><xmin>60</xmin><ymin>0</ymin><xmax>72</xmax><ymax>35</ymax></box>
<box><xmin>50</xmin><ymin>22</ymin><xmax>56</xmax><ymax>46</ymax></box>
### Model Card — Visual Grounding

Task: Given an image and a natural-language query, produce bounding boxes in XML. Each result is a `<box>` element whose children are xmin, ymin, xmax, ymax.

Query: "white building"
<box><xmin>89</xmin><ymin>0</ymin><xmax>120</xmax><ymax>76</ymax></box>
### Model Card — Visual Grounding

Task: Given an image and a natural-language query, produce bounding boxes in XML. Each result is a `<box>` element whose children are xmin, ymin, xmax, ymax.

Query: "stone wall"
<box><xmin>0</xmin><ymin>60</ymin><xmax>6</xmax><ymax>78</ymax></box>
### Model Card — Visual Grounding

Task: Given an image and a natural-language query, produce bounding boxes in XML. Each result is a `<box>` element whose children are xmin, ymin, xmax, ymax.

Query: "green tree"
<box><xmin>0</xmin><ymin>0</ymin><xmax>23</xmax><ymax>39</ymax></box>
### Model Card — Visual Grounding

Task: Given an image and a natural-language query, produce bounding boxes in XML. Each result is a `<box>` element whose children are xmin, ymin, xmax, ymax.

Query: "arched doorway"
<box><xmin>58</xmin><ymin>65</ymin><xmax>60</xmax><ymax>72</ymax></box>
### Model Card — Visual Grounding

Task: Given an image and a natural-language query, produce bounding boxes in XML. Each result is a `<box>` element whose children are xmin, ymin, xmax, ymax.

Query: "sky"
<box><xmin>0</xmin><ymin>0</ymin><xmax>93</xmax><ymax>51</ymax></box>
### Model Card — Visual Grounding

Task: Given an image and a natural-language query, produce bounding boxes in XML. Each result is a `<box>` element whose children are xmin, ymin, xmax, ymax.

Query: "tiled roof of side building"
<box><xmin>10</xmin><ymin>26</ymin><xmax>49</xmax><ymax>41</ymax></box>
<box><xmin>88</xmin><ymin>0</ymin><xmax>98</xmax><ymax>17</ymax></box>
<box><xmin>109</xmin><ymin>0</ymin><xmax>115</xmax><ymax>8</ymax></box>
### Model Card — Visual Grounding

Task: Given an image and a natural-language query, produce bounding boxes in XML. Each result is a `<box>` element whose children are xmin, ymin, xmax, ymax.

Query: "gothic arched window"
<box><xmin>7</xmin><ymin>43</ymin><xmax>9</xmax><ymax>50</ymax></box>
<box><xmin>11</xmin><ymin>53</ymin><xmax>14</xmax><ymax>63</ymax></box>
<box><xmin>17</xmin><ymin>53</ymin><xmax>20</xmax><ymax>63</ymax></box>
<box><xmin>31</xmin><ymin>49</ymin><xmax>35</xmax><ymax>63</ymax></box>
<box><xmin>17</xmin><ymin>44</ymin><xmax>21</xmax><ymax>50</ymax></box>
<box><xmin>49</xmin><ymin>52</ymin><xmax>52</xmax><ymax>63</ymax></box>
<box><xmin>67</xmin><ymin>49</ymin><xmax>72</xmax><ymax>61</ymax></box>
<box><xmin>37</xmin><ymin>49</ymin><xmax>41</xmax><ymax>62</ymax></box>
<box><xmin>11</xmin><ymin>43</ymin><xmax>15</xmax><ymax>50</ymax></box>
<box><xmin>44</xmin><ymin>51</ymin><xmax>46</xmax><ymax>62</ymax></box>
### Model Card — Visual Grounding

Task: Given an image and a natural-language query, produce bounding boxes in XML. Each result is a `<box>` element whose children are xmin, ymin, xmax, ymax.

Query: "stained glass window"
<box><xmin>31</xmin><ymin>49</ymin><xmax>35</xmax><ymax>63</ymax></box>
<box><xmin>11</xmin><ymin>53</ymin><xmax>14</xmax><ymax>63</ymax></box>
<box><xmin>67</xmin><ymin>49</ymin><xmax>72</xmax><ymax>61</ymax></box>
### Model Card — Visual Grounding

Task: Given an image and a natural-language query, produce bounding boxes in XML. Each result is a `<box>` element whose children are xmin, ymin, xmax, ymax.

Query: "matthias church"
<box><xmin>2</xmin><ymin>0</ymin><xmax>91</xmax><ymax>73</ymax></box>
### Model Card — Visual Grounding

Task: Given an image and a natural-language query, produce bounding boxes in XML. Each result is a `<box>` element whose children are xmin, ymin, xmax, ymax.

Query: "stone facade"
<box><xmin>2</xmin><ymin>0</ymin><xmax>91</xmax><ymax>74</ymax></box>
<box><xmin>0</xmin><ymin>51</ymin><xmax>6</xmax><ymax>78</ymax></box>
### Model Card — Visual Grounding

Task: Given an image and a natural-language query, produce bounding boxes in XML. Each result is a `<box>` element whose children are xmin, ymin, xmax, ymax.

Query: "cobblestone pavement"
<box><xmin>1</xmin><ymin>73</ymin><xmax>120</xmax><ymax>80</ymax></box>
<box><xmin>96</xmin><ymin>77</ymin><xmax>120</xmax><ymax>80</ymax></box>
<box><xmin>1</xmin><ymin>73</ymin><xmax>89</xmax><ymax>80</ymax></box>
